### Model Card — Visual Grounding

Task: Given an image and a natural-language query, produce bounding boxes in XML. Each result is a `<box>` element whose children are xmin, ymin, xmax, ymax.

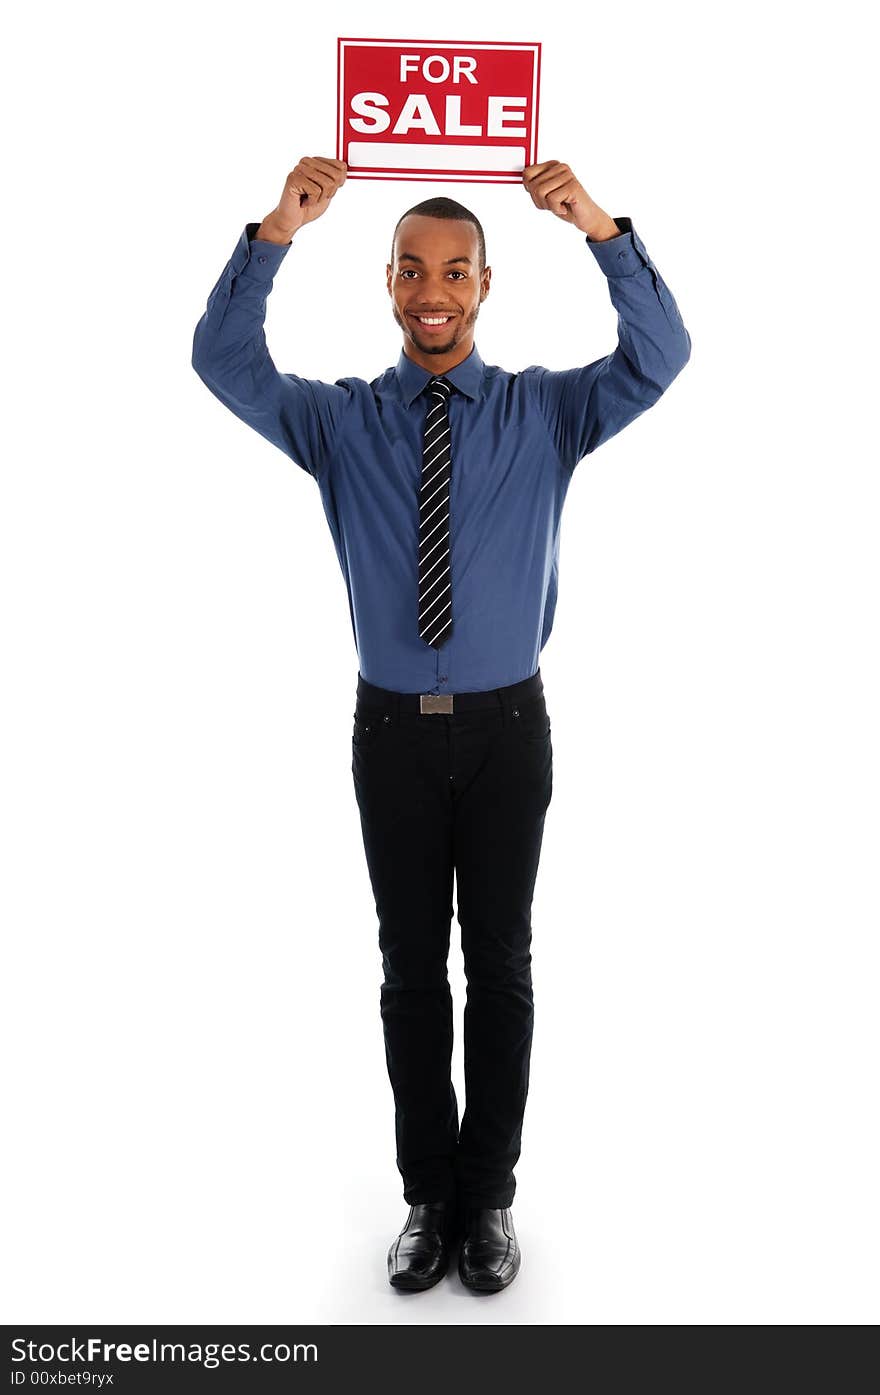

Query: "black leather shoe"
<box><xmin>458</xmin><ymin>1206</ymin><xmax>520</xmax><ymax>1292</ymax></box>
<box><xmin>387</xmin><ymin>1201</ymin><xmax>456</xmax><ymax>1291</ymax></box>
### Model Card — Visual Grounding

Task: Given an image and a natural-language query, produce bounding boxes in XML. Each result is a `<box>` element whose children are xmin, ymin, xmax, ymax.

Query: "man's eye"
<box><xmin>399</xmin><ymin>269</ymin><xmax>466</xmax><ymax>279</ymax></box>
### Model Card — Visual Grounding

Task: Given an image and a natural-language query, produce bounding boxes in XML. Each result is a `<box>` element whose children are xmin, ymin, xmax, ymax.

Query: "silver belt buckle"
<box><xmin>420</xmin><ymin>693</ymin><xmax>454</xmax><ymax>713</ymax></box>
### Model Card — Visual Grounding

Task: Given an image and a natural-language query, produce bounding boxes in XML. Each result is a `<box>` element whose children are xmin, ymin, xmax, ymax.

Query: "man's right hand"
<box><xmin>256</xmin><ymin>156</ymin><xmax>348</xmax><ymax>244</ymax></box>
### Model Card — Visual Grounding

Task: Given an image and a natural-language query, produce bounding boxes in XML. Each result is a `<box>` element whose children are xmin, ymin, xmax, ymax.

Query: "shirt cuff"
<box><xmin>227</xmin><ymin>222</ymin><xmax>293</xmax><ymax>280</ymax></box>
<box><xmin>585</xmin><ymin>217</ymin><xmax>651</xmax><ymax>276</ymax></box>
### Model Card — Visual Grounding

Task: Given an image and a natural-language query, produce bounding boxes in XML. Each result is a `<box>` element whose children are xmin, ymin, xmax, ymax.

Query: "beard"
<box><xmin>393</xmin><ymin>302</ymin><xmax>480</xmax><ymax>353</ymax></box>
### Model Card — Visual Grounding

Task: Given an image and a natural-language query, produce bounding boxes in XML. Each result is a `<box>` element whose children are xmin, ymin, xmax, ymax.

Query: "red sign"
<box><xmin>337</xmin><ymin>37</ymin><xmax>541</xmax><ymax>185</ymax></box>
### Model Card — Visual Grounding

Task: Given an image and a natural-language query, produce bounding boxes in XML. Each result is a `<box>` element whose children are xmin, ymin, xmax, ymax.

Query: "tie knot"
<box><xmin>428</xmin><ymin>376</ymin><xmax>452</xmax><ymax>400</ymax></box>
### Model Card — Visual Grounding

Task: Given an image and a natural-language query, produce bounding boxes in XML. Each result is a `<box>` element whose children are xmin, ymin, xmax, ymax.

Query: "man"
<box><xmin>192</xmin><ymin>155</ymin><xmax>691</xmax><ymax>1294</ymax></box>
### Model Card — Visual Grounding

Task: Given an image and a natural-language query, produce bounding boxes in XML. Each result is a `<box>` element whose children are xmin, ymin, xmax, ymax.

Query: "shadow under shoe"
<box><xmin>387</xmin><ymin>1201</ymin><xmax>458</xmax><ymax>1291</ymax></box>
<box><xmin>458</xmin><ymin>1206</ymin><xmax>521</xmax><ymax>1293</ymax></box>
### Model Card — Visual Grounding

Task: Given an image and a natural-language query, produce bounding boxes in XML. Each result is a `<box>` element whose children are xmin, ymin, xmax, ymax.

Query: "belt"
<box><xmin>355</xmin><ymin>668</ymin><xmax>544</xmax><ymax>715</ymax></box>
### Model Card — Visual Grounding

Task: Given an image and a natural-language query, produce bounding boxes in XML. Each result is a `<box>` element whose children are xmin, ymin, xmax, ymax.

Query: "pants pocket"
<box><xmin>352</xmin><ymin>706</ymin><xmax>387</xmax><ymax>751</ymax></box>
<box><xmin>511</xmin><ymin>694</ymin><xmax>551</xmax><ymax>744</ymax></box>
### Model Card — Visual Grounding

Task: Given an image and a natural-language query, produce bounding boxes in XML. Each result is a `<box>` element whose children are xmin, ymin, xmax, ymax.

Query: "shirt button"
<box><xmin>440</xmin><ymin>674</ymin><xmax>447</xmax><ymax>681</ymax></box>
<box><xmin>617</xmin><ymin>250</ymin><xmax>627</xmax><ymax>259</ymax></box>
<box><xmin>258</xmin><ymin>254</ymin><xmax>268</xmax><ymax>264</ymax></box>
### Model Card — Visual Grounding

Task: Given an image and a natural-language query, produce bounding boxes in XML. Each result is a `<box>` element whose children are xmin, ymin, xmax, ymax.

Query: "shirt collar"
<box><xmin>395</xmin><ymin>343</ymin><xmax>485</xmax><ymax>407</ymax></box>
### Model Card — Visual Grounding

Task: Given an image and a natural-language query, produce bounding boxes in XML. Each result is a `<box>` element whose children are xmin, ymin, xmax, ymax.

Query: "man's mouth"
<box><xmin>410</xmin><ymin>314</ymin><xmax>456</xmax><ymax>333</ymax></box>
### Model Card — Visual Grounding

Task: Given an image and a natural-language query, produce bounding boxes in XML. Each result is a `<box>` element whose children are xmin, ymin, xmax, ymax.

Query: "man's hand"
<box><xmin>256</xmin><ymin>156</ymin><xmax>348</xmax><ymax>244</ymax></box>
<box><xmin>522</xmin><ymin>161</ymin><xmax>620</xmax><ymax>241</ymax></box>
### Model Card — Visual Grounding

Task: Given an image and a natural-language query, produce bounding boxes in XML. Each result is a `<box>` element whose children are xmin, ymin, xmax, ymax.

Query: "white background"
<box><xmin>2</xmin><ymin>0</ymin><xmax>877</xmax><ymax>1325</ymax></box>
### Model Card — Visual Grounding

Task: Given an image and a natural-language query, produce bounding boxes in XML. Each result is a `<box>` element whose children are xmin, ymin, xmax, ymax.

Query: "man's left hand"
<box><xmin>522</xmin><ymin>161</ymin><xmax>620</xmax><ymax>241</ymax></box>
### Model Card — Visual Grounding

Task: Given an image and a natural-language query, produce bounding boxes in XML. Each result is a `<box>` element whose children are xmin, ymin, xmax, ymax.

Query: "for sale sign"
<box><xmin>337</xmin><ymin>37</ymin><xmax>541</xmax><ymax>185</ymax></box>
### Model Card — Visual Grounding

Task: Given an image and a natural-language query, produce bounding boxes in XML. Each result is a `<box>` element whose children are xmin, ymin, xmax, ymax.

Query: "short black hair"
<box><xmin>390</xmin><ymin>196</ymin><xmax>486</xmax><ymax>273</ymax></box>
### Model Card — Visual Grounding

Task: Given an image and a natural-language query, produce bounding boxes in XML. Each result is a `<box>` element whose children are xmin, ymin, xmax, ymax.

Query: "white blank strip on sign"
<box><xmin>348</xmin><ymin>143</ymin><xmax>526</xmax><ymax>172</ymax></box>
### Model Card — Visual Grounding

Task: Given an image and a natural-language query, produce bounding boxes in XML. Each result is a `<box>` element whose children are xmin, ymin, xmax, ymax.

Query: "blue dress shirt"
<box><xmin>192</xmin><ymin>217</ymin><xmax>690</xmax><ymax>695</ymax></box>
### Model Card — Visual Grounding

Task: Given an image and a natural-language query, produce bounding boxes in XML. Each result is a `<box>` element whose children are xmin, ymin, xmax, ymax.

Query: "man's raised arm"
<box><xmin>520</xmin><ymin>160</ymin><xmax>692</xmax><ymax>472</ymax></box>
<box><xmin>191</xmin><ymin>156</ymin><xmax>350</xmax><ymax>482</ymax></box>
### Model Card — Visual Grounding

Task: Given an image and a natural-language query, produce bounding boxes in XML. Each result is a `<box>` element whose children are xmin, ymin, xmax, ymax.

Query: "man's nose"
<box><xmin>416</xmin><ymin>274</ymin><xmax>456</xmax><ymax>300</ymax></box>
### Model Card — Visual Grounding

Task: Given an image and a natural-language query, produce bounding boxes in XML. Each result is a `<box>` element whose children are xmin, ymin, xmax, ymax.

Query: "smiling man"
<box><xmin>388</xmin><ymin>211</ymin><xmax>490</xmax><ymax>370</ymax></box>
<box><xmin>192</xmin><ymin>155</ymin><xmax>691</xmax><ymax>1295</ymax></box>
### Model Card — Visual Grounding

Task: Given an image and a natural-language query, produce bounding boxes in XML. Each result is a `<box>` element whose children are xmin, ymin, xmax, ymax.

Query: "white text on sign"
<box><xmin>349</xmin><ymin>54</ymin><xmax>527</xmax><ymax>139</ymax></box>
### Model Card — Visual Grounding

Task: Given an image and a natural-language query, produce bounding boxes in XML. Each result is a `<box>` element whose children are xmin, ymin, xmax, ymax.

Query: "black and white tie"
<box><xmin>418</xmin><ymin>376</ymin><xmax>454</xmax><ymax>648</ymax></box>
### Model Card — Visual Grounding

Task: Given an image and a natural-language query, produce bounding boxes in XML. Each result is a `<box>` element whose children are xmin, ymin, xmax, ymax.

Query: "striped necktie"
<box><xmin>418</xmin><ymin>376</ymin><xmax>454</xmax><ymax>649</ymax></box>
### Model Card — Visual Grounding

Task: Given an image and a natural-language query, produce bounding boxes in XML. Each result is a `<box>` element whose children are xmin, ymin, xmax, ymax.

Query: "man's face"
<box><xmin>386</xmin><ymin>214</ymin><xmax>491</xmax><ymax>371</ymax></box>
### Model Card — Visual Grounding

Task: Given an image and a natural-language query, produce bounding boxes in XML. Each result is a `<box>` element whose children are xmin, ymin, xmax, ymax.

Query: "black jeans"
<box><xmin>351</xmin><ymin>668</ymin><xmax>553</xmax><ymax>1211</ymax></box>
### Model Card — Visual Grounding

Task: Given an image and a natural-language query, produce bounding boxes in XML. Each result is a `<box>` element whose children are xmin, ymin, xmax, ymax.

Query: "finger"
<box><xmin>300</xmin><ymin>155</ymin><xmax>348</xmax><ymax>184</ymax></box>
<box><xmin>528</xmin><ymin>172</ymin><xmax>577</xmax><ymax>211</ymax></box>
<box><xmin>523</xmin><ymin>163</ymin><xmax>565</xmax><ymax>198</ymax></box>
<box><xmin>523</xmin><ymin>160</ymin><xmax>559</xmax><ymax>180</ymax></box>
<box><xmin>527</xmin><ymin>167</ymin><xmax>572</xmax><ymax>196</ymax></box>
<box><xmin>524</xmin><ymin>166</ymin><xmax>572</xmax><ymax>206</ymax></box>
<box><xmin>297</xmin><ymin>168</ymin><xmax>344</xmax><ymax>202</ymax></box>
<box><xmin>290</xmin><ymin>173</ymin><xmax>325</xmax><ymax>203</ymax></box>
<box><xmin>300</xmin><ymin>155</ymin><xmax>347</xmax><ymax>170</ymax></box>
<box><xmin>535</xmin><ymin>174</ymin><xmax>579</xmax><ymax>209</ymax></box>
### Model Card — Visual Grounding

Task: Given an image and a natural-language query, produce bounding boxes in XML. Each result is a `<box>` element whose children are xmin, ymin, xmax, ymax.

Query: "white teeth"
<box><xmin>416</xmin><ymin>316</ymin><xmax>451</xmax><ymax>325</ymax></box>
